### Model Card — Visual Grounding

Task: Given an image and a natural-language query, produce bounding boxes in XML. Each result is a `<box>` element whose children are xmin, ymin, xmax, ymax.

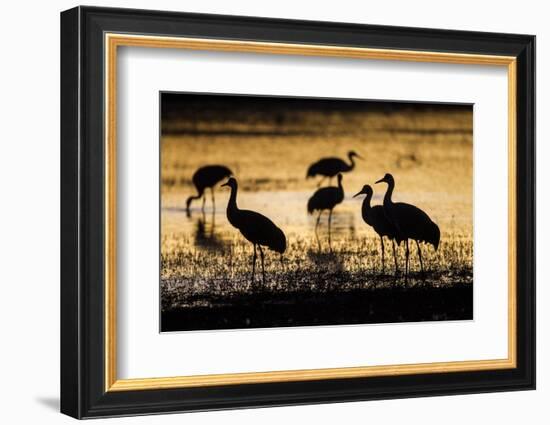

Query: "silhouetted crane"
<box><xmin>375</xmin><ymin>173</ymin><xmax>440</xmax><ymax>279</ymax></box>
<box><xmin>306</xmin><ymin>151</ymin><xmax>362</xmax><ymax>186</ymax></box>
<box><xmin>221</xmin><ymin>178</ymin><xmax>286</xmax><ymax>286</ymax></box>
<box><xmin>353</xmin><ymin>184</ymin><xmax>399</xmax><ymax>274</ymax></box>
<box><xmin>186</xmin><ymin>165</ymin><xmax>233</xmax><ymax>212</ymax></box>
<box><xmin>307</xmin><ymin>173</ymin><xmax>345</xmax><ymax>249</ymax></box>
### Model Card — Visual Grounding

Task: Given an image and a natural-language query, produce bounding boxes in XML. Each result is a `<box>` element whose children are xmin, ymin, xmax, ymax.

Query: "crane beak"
<box><xmin>375</xmin><ymin>177</ymin><xmax>385</xmax><ymax>184</ymax></box>
<box><xmin>356</xmin><ymin>154</ymin><xmax>364</xmax><ymax>160</ymax></box>
<box><xmin>221</xmin><ymin>181</ymin><xmax>229</xmax><ymax>188</ymax></box>
<box><xmin>353</xmin><ymin>190</ymin><xmax>363</xmax><ymax>198</ymax></box>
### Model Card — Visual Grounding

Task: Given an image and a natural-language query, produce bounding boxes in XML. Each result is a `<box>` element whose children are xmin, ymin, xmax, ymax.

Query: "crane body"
<box><xmin>306</xmin><ymin>151</ymin><xmax>362</xmax><ymax>186</ymax></box>
<box><xmin>222</xmin><ymin>178</ymin><xmax>286</xmax><ymax>286</ymax></box>
<box><xmin>307</xmin><ymin>173</ymin><xmax>345</xmax><ymax>249</ymax></box>
<box><xmin>186</xmin><ymin>165</ymin><xmax>233</xmax><ymax>212</ymax></box>
<box><xmin>376</xmin><ymin>173</ymin><xmax>440</xmax><ymax>279</ymax></box>
<box><xmin>353</xmin><ymin>184</ymin><xmax>399</xmax><ymax>274</ymax></box>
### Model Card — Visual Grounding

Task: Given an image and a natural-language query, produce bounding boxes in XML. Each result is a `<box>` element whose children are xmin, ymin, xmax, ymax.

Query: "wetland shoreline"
<box><xmin>161</xmin><ymin>276</ymin><xmax>473</xmax><ymax>332</ymax></box>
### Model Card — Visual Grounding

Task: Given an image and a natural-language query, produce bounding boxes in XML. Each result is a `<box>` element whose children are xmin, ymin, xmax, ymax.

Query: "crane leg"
<box><xmin>405</xmin><ymin>239</ymin><xmax>410</xmax><ymax>283</ymax></box>
<box><xmin>251</xmin><ymin>244</ymin><xmax>257</xmax><ymax>287</ymax></box>
<box><xmin>380</xmin><ymin>235</ymin><xmax>385</xmax><ymax>274</ymax></box>
<box><xmin>315</xmin><ymin>211</ymin><xmax>323</xmax><ymax>250</ymax></box>
<box><xmin>258</xmin><ymin>245</ymin><xmax>266</xmax><ymax>286</ymax></box>
<box><xmin>201</xmin><ymin>195</ymin><xmax>206</xmax><ymax>212</ymax></box>
<box><xmin>317</xmin><ymin>176</ymin><xmax>326</xmax><ymax>187</ymax></box>
<box><xmin>392</xmin><ymin>240</ymin><xmax>399</xmax><ymax>276</ymax></box>
<box><xmin>211</xmin><ymin>188</ymin><xmax>215</xmax><ymax>212</ymax></box>
<box><xmin>328</xmin><ymin>209</ymin><xmax>333</xmax><ymax>251</ymax></box>
<box><xmin>415</xmin><ymin>240</ymin><xmax>424</xmax><ymax>276</ymax></box>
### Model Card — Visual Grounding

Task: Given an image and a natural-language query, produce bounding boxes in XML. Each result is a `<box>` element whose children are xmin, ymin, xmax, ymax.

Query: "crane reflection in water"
<box><xmin>192</xmin><ymin>210</ymin><xmax>228</xmax><ymax>253</ymax></box>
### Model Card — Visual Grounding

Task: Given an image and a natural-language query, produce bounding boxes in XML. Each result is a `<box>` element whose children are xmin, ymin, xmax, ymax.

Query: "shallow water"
<box><xmin>162</xmin><ymin>188</ymin><xmax>471</xmax><ymax>256</ymax></box>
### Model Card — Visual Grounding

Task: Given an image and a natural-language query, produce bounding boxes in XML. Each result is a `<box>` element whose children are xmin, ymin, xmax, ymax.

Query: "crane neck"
<box><xmin>383</xmin><ymin>180</ymin><xmax>394</xmax><ymax>207</ymax></box>
<box><xmin>361</xmin><ymin>192</ymin><xmax>372</xmax><ymax>217</ymax></box>
<box><xmin>362</xmin><ymin>193</ymin><xmax>372</xmax><ymax>211</ymax></box>
<box><xmin>347</xmin><ymin>154</ymin><xmax>356</xmax><ymax>170</ymax></box>
<box><xmin>226</xmin><ymin>184</ymin><xmax>239</xmax><ymax>216</ymax></box>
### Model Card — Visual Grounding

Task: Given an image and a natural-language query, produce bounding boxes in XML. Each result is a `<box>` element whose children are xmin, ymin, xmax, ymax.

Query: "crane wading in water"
<box><xmin>221</xmin><ymin>178</ymin><xmax>286</xmax><ymax>286</ymax></box>
<box><xmin>306</xmin><ymin>151</ymin><xmax>362</xmax><ymax>187</ymax></box>
<box><xmin>307</xmin><ymin>173</ymin><xmax>345</xmax><ymax>250</ymax></box>
<box><xmin>186</xmin><ymin>165</ymin><xmax>233</xmax><ymax>213</ymax></box>
<box><xmin>353</xmin><ymin>184</ymin><xmax>399</xmax><ymax>274</ymax></box>
<box><xmin>375</xmin><ymin>173</ymin><xmax>440</xmax><ymax>279</ymax></box>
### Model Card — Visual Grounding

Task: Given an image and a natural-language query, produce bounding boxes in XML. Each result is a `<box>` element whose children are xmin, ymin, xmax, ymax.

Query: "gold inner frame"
<box><xmin>104</xmin><ymin>33</ymin><xmax>517</xmax><ymax>392</ymax></box>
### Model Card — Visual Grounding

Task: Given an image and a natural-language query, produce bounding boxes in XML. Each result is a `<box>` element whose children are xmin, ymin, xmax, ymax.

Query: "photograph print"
<box><xmin>160</xmin><ymin>93</ymin><xmax>473</xmax><ymax>332</ymax></box>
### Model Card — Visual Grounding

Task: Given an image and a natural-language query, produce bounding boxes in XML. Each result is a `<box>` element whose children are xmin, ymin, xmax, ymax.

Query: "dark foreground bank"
<box><xmin>161</xmin><ymin>281</ymin><xmax>473</xmax><ymax>332</ymax></box>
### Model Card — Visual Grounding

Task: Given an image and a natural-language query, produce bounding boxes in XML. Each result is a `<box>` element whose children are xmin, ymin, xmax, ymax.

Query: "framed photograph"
<box><xmin>61</xmin><ymin>6</ymin><xmax>535</xmax><ymax>419</ymax></box>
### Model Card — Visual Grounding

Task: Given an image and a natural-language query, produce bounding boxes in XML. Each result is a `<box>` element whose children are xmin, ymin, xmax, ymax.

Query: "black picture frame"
<box><xmin>61</xmin><ymin>5</ymin><xmax>535</xmax><ymax>419</ymax></box>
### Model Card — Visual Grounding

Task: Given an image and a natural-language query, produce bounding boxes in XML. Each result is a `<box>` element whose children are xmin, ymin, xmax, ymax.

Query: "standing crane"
<box><xmin>306</xmin><ymin>151</ymin><xmax>362</xmax><ymax>186</ymax></box>
<box><xmin>186</xmin><ymin>165</ymin><xmax>233</xmax><ymax>213</ymax></box>
<box><xmin>375</xmin><ymin>173</ymin><xmax>440</xmax><ymax>279</ymax></box>
<box><xmin>221</xmin><ymin>178</ymin><xmax>286</xmax><ymax>286</ymax></box>
<box><xmin>307</xmin><ymin>173</ymin><xmax>345</xmax><ymax>250</ymax></box>
<box><xmin>353</xmin><ymin>184</ymin><xmax>399</xmax><ymax>274</ymax></box>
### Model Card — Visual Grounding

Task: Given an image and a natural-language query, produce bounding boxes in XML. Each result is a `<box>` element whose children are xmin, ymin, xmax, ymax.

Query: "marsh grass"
<box><xmin>161</xmin><ymin>232</ymin><xmax>472</xmax><ymax>311</ymax></box>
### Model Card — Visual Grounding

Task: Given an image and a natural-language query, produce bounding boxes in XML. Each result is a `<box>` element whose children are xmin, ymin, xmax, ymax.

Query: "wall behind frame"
<box><xmin>0</xmin><ymin>1</ymin><xmax>544</xmax><ymax>424</ymax></box>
